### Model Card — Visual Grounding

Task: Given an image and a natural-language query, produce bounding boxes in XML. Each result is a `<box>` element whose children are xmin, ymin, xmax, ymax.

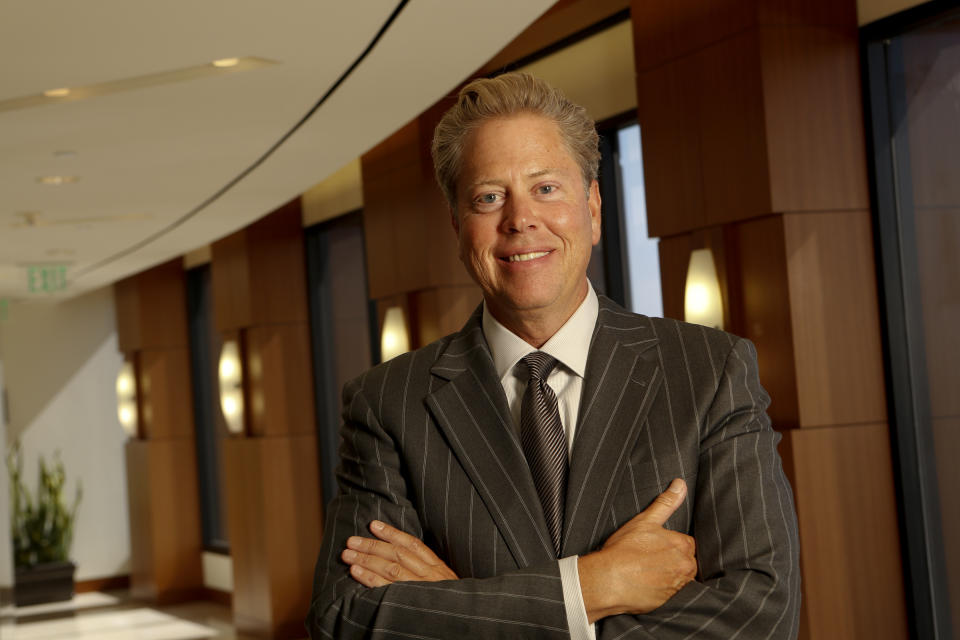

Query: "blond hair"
<box><xmin>431</xmin><ymin>72</ymin><xmax>600</xmax><ymax>211</ymax></box>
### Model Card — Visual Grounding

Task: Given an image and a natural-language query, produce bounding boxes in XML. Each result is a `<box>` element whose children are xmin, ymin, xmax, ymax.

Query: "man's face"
<box><xmin>452</xmin><ymin>113</ymin><xmax>601</xmax><ymax>327</ymax></box>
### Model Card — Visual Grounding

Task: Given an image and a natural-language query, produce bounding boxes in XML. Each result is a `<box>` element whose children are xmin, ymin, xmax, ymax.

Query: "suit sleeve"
<box><xmin>597</xmin><ymin>337</ymin><xmax>801</xmax><ymax>639</ymax></box>
<box><xmin>306</xmin><ymin>374</ymin><xmax>572</xmax><ymax>639</ymax></box>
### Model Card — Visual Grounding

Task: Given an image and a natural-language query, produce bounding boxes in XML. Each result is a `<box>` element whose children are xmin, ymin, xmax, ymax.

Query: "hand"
<box><xmin>341</xmin><ymin>520</ymin><xmax>459</xmax><ymax>588</ymax></box>
<box><xmin>578</xmin><ymin>478</ymin><xmax>697</xmax><ymax>622</ymax></box>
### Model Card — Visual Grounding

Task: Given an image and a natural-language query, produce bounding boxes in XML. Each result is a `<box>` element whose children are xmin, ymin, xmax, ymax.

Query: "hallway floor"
<box><xmin>0</xmin><ymin>591</ymin><xmax>297</xmax><ymax>640</ymax></box>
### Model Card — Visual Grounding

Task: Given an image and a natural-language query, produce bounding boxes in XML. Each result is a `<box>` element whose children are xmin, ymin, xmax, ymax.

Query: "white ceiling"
<box><xmin>0</xmin><ymin>0</ymin><xmax>555</xmax><ymax>300</ymax></box>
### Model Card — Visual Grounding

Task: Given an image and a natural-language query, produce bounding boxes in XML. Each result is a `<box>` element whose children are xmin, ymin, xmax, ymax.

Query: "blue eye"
<box><xmin>538</xmin><ymin>185</ymin><xmax>555</xmax><ymax>194</ymax></box>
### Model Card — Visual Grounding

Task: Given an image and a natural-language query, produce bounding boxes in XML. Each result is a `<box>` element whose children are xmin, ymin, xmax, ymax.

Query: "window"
<box><xmin>305</xmin><ymin>211</ymin><xmax>376</xmax><ymax>507</ymax></box>
<box><xmin>597</xmin><ymin>118</ymin><xmax>663</xmax><ymax>316</ymax></box>
<box><xmin>186</xmin><ymin>265</ymin><xmax>229</xmax><ymax>552</ymax></box>
<box><xmin>863</xmin><ymin>3</ymin><xmax>960</xmax><ymax>637</ymax></box>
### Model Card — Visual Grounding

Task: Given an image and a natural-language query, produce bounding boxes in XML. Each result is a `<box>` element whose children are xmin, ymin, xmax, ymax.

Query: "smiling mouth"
<box><xmin>504</xmin><ymin>250</ymin><xmax>551</xmax><ymax>263</ymax></box>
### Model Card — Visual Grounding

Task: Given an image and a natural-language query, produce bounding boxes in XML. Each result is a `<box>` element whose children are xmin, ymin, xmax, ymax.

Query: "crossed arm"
<box><xmin>342</xmin><ymin>479</ymin><xmax>697</xmax><ymax>623</ymax></box>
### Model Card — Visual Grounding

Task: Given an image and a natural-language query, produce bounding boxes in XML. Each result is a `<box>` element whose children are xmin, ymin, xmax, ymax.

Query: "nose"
<box><xmin>500</xmin><ymin>194</ymin><xmax>537</xmax><ymax>234</ymax></box>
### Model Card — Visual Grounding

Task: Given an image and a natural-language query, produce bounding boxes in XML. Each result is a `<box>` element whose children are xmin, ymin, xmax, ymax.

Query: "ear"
<box><xmin>588</xmin><ymin>180</ymin><xmax>602</xmax><ymax>246</ymax></box>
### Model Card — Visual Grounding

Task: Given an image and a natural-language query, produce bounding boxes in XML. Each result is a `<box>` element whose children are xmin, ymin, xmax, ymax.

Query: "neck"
<box><xmin>487</xmin><ymin>281</ymin><xmax>589</xmax><ymax>349</ymax></box>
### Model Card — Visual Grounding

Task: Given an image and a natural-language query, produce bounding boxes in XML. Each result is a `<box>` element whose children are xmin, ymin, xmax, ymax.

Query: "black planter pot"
<box><xmin>14</xmin><ymin>561</ymin><xmax>75</xmax><ymax>607</ymax></box>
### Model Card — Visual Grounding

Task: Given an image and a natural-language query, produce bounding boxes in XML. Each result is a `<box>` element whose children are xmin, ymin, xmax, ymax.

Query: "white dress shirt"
<box><xmin>482</xmin><ymin>282</ymin><xmax>599</xmax><ymax>640</ymax></box>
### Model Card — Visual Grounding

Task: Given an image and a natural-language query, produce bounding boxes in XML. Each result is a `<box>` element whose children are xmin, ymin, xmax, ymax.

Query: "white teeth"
<box><xmin>507</xmin><ymin>251</ymin><xmax>549</xmax><ymax>263</ymax></box>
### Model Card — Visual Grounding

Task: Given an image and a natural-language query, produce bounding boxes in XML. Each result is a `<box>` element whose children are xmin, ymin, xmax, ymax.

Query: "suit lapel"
<box><xmin>562</xmin><ymin>298</ymin><xmax>663</xmax><ymax>556</ymax></box>
<box><xmin>425</xmin><ymin>308</ymin><xmax>556</xmax><ymax>568</ymax></box>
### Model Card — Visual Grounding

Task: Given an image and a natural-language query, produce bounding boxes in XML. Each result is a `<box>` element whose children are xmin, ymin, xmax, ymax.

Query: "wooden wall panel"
<box><xmin>225</xmin><ymin>435</ymin><xmax>322</xmax><ymax>639</ymax></box>
<box><xmin>210</xmin><ymin>231</ymin><xmax>253</xmax><ymax>331</ymax></box>
<box><xmin>116</xmin><ymin>258</ymin><xmax>203</xmax><ymax>604</ymax></box>
<box><xmin>115</xmin><ymin>259</ymin><xmax>188</xmax><ymax>352</ymax></box>
<box><xmin>631</xmin><ymin>0</ymin><xmax>755</xmax><ymax>72</ymax></box>
<box><xmin>224</xmin><ymin>438</ymin><xmax>271</xmax><ymax>632</ymax></box>
<box><xmin>125</xmin><ymin>440</ymin><xmax>154</xmax><ymax>600</ymax></box>
<box><xmin>263</xmin><ymin>435</ymin><xmax>324</xmax><ymax>638</ymax></box>
<box><xmin>210</xmin><ymin>199</ymin><xmax>306</xmax><ymax>331</ymax></box>
<box><xmin>636</xmin><ymin>57</ymin><xmax>706</xmax><ymax>238</ymax></box>
<box><xmin>783</xmin><ymin>211</ymin><xmax>887</xmax><ymax>427</ymax></box>
<box><xmin>699</xmin><ymin>31</ymin><xmax>772</xmax><ymax>226</ymax></box>
<box><xmin>631</xmin><ymin>0</ymin><xmax>856</xmax><ymax>72</ymax></box>
<box><xmin>114</xmin><ymin>276</ymin><xmax>142</xmax><ymax>353</ymax></box>
<box><xmin>735</xmin><ymin>216</ymin><xmax>800</xmax><ymax>428</ymax></box>
<box><xmin>247</xmin><ymin>199</ymin><xmax>309</xmax><ymax>326</ymax></box>
<box><xmin>783</xmin><ymin>423</ymin><xmax>908</xmax><ymax>640</ymax></box>
<box><xmin>363</xmin><ymin>108</ymin><xmax>475</xmax><ymax>319</ymax></box>
<box><xmin>640</xmin><ymin>33</ymin><xmax>771</xmax><ymax>235</ymax></box>
<box><xmin>656</xmin><ymin>233</ymin><xmax>692</xmax><ymax>321</ymax></box>
<box><xmin>363</xmin><ymin>121</ymin><xmax>422</xmax><ymax>300</ymax></box>
<box><xmin>126</xmin><ymin>439</ymin><xmax>203</xmax><ymax>604</ymax></box>
<box><xmin>761</xmin><ymin>26</ymin><xmax>869</xmax><ymax>214</ymax></box>
<box><xmin>246</xmin><ymin>323</ymin><xmax>316</xmax><ymax>437</ymax></box>
<box><xmin>138</xmin><ymin>347</ymin><xmax>194</xmax><ymax>440</ymax></box>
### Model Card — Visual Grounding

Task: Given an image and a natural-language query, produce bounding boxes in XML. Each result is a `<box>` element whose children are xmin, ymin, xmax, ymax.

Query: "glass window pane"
<box><xmin>617</xmin><ymin>124</ymin><xmax>663</xmax><ymax>318</ymax></box>
<box><xmin>897</xmin><ymin>17</ymin><xmax>960</xmax><ymax>632</ymax></box>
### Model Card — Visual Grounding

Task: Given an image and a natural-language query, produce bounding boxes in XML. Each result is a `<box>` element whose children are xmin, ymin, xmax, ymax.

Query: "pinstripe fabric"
<box><xmin>307</xmin><ymin>296</ymin><xmax>801</xmax><ymax>639</ymax></box>
<box><xmin>519</xmin><ymin>352</ymin><xmax>567</xmax><ymax>557</ymax></box>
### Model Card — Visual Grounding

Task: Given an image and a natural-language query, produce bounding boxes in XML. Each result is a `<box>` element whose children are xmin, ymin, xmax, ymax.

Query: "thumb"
<box><xmin>641</xmin><ymin>478</ymin><xmax>687</xmax><ymax>526</ymax></box>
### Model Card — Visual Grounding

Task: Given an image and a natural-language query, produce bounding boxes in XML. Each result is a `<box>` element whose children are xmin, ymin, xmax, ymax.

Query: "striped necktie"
<box><xmin>520</xmin><ymin>351</ymin><xmax>567</xmax><ymax>557</ymax></box>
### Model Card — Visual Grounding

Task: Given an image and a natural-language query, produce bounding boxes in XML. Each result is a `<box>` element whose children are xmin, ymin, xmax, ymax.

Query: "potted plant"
<box><xmin>7</xmin><ymin>441</ymin><xmax>82</xmax><ymax>607</ymax></box>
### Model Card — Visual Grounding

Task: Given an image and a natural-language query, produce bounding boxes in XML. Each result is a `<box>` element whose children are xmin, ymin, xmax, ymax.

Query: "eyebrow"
<box><xmin>466</xmin><ymin>168</ymin><xmax>563</xmax><ymax>190</ymax></box>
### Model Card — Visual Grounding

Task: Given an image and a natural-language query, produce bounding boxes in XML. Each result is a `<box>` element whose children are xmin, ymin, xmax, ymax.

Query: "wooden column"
<box><xmin>210</xmin><ymin>199</ymin><xmax>322</xmax><ymax>639</ymax></box>
<box><xmin>632</xmin><ymin>0</ymin><xmax>907</xmax><ymax>637</ymax></box>
<box><xmin>361</xmin><ymin>106</ymin><xmax>482</xmax><ymax>351</ymax></box>
<box><xmin>114</xmin><ymin>259</ymin><xmax>203</xmax><ymax>604</ymax></box>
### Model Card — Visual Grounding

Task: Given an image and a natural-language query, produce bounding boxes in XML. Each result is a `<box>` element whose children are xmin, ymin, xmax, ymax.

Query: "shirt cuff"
<box><xmin>559</xmin><ymin>555</ymin><xmax>597</xmax><ymax>640</ymax></box>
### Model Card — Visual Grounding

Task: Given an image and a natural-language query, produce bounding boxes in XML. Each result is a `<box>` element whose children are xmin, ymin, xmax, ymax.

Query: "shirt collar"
<box><xmin>482</xmin><ymin>282</ymin><xmax>599</xmax><ymax>381</ymax></box>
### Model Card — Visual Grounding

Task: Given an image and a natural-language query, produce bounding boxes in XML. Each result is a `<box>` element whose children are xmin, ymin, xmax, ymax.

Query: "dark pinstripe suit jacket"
<box><xmin>307</xmin><ymin>296</ymin><xmax>800</xmax><ymax>639</ymax></box>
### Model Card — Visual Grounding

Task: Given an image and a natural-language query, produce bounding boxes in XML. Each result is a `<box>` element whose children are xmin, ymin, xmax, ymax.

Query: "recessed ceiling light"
<box><xmin>1</xmin><ymin>57</ymin><xmax>276</xmax><ymax>113</ymax></box>
<box><xmin>37</xmin><ymin>175</ymin><xmax>80</xmax><ymax>185</ymax></box>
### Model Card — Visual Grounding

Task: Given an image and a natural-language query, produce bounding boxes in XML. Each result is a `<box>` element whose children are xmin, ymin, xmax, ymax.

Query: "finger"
<box><xmin>348</xmin><ymin>563</ymin><xmax>391</xmax><ymax>588</ymax></box>
<box><xmin>369</xmin><ymin>521</ymin><xmax>446</xmax><ymax>566</ymax></box>
<box><xmin>346</xmin><ymin>536</ymin><xmax>434</xmax><ymax>577</ymax></box>
<box><xmin>341</xmin><ymin>548</ymin><xmax>417</xmax><ymax>584</ymax></box>
<box><xmin>639</xmin><ymin>478</ymin><xmax>687</xmax><ymax>526</ymax></box>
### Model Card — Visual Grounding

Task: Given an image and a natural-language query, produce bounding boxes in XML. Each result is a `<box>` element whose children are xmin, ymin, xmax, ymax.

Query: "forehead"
<box><xmin>458</xmin><ymin>113</ymin><xmax>578</xmax><ymax>186</ymax></box>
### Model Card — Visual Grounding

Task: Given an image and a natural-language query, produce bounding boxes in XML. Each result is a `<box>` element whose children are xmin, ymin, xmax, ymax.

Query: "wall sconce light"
<box><xmin>115</xmin><ymin>360</ymin><xmax>138</xmax><ymax>437</ymax></box>
<box><xmin>218</xmin><ymin>339</ymin><xmax>245</xmax><ymax>435</ymax></box>
<box><xmin>684</xmin><ymin>248</ymin><xmax>724</xmax><ymax>330</ymax></box>
<box><xmin>380</xmin><ymin>306</ymin><xmax>410</xmax><ymax>362</ymax></box>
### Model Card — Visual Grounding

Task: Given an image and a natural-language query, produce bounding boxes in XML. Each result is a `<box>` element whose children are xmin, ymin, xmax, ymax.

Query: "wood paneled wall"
<box><xmin>210</xmin><ymin>199</ymin><xmax>323</xmax><ymax>639</ymax></box>
<box><xmin>114</xmin><ymin>259</ymin><xmax>204</xmax><ymax>604</ymax></box>
<box><xmin>632</xmin><ymin>0</ymin><xmax>907</xmax><ymax>636</ymax></box>
<box><xmin>362</xmin><ymin>111</ymin><xmax>481</xmax><ymax>351</ymax></box>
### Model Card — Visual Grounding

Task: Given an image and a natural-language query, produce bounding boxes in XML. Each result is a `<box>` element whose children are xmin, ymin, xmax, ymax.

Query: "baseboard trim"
<box><xmin>75</xmin><ymin>575</ymin><xmax>131</xmax><ymax>593</ymax></box>
<box><xmin>202</xmin><ymin>586</ymin><xmax>231</xmax><ymax>607</ymax></box>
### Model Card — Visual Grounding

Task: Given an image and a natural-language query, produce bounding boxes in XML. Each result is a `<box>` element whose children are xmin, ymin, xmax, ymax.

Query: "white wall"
<box><xmin>0</xmin><ymin>287</ymin><xmax>130</xmax><ymax>581</ymax></box>
<box><xmin>0</xmin><ymin>361</ymin><xmax>12</xmax><ymax>590</ymax></box>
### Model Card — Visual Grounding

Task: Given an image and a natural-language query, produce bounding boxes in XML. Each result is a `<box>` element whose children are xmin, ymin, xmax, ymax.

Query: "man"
<box><xmin>307</xmin><ymin>72</ymin><xmax>800</xmax><ymax>639</ymax></box>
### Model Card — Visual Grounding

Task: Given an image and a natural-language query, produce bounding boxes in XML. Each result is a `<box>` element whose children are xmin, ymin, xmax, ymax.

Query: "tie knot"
<box><xmin>522</xmin><ymin>351</ymin><xmax>559</xmax><ymax>382</ymax></box>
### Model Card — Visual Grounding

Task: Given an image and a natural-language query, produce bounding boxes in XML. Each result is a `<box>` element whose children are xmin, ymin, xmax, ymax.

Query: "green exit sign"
<box><xmin>27</xmin><ymin>265</ymin><xmax>68</xmax><ymax>294</ymax></box>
